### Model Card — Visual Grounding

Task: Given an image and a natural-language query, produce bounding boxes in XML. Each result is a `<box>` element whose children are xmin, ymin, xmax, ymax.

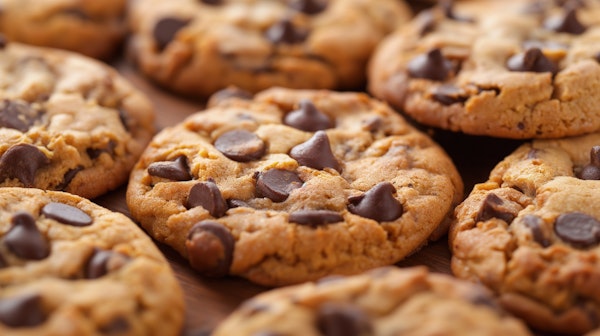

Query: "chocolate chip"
<box><xmin>507</xmin><ymin>48</ymin><xmax>558</xmax><ymax>75</ymax></box>
<box><xmin>117</xmin><ymin>108</ymin><xmax>130</xmax><ymax>132</ymax></box>
<box><xmin>289</xmin><ymin>0</ymin><xmax>327</xmax><ymax>14</ymax></box>
<box><xmin>554</xmin><ymin>212</ymin><xmax>600</xmax><ymax>248</ymax></box>
<box><xmin>200</xmin><ymin>0</ymin><xmax>222</xmax><ymax>5</ymax></box>
<box><xmin>0</xmin><ymin>35</ymin><xmax>6</xmax><ymax>49</ymax></box>
<box><xmin>290</xmin><ymin>131</ymin><xmax>340</xmax><ymax>172</ymax></box>
<box><xmin>41</xmin><ymin>202</ymin><xmax>93</xmax><ymax>226</ymax></box>
<box><xmin>187</xmin><ymin>180</ymin><xmax>228</xmax><ymax>217</ymax></box>
<box><xmin>227</xmin><ymin>199</ymin><xmax>250</xmax><ymax>208</ymax></box>
<box><xmin>0</xmin><ymin>144</ymin><xmax>49</xmax><ymax>187</ymax></box>
<box><xmin>348</xmin><ymin>182</ymin><xmax>403</xmax><ymax>222</ymax></box>
<box><xmin>256</xmin><ymin>169</ymin><xmax>303</xmax><ymax>202</ymax></box>
<box><xmin>544</xmin><ymin>7</ymin><xmax>586</xmax><ymax>34</ymax></box>
<box><xmin>56</xmin><ymin>166</ymin><xmax>83</xmax><ymax>191</ymax></box>
<box><xmin>265</xmin><ymin>19</ymin><xmax>307</xmax><ymax>44</ymax></box>
<box><xmin>431</xmin><ymin>84</ymin><xmax>469</xmax><ymax>105</ymax></box>
<box><xmin>148</xmin><ymin>156</ymin><xmax>192</xmax><ymax>181</ymax></box>
<box><xmin>215</xmin><ymin>130</ymin><xmax>266</xmax><ymax>162</ymax></box>
<box><xmin>186</xmin><ymin>221</ymin><xmax>234</xmax><ymax>277</ymax></box>
<box><xmin>523</xmin><ymin>215</ymin><xmax>551</xmax><ymax>247</ymax></box>
<box><xmin>87</xmin><ymin>140</ymin><xmax>117</xmax><ymax>160</ymax></box>
<box><xmin>85</xmin><ymin>248</ymin><xmax>130</xmax><ymax>279</ymax></box>
<box><xmin>0</xmin><ymin>100</ymin><xmax>41</xmax><ymax>132</ymax></box>
<box><xmin>475</xmin><ymin>193</ymin><xmax>517</xmax><ymax>223</ymax></box>
<box><xmin>407</xmin><ymin>48</ymin><xmax>454</xmax><ymax>81</ymax></box>
<box><xmin>288</xmin><ymin>210</ymin><xmax>343</xmax><ymax>226</ymax></box>
<box><xmin>316</xmin><ymin>303</ymin><xmax>373</xmax><ymax>336</ymax></box>
<box><xmin>284</xmin><ymin>99</ymin><xmax>333</xmax><ymax>132</ymax></box>
<box><xmin>440</xmin><ymin>0</ymin><xmax>474</xmax><ymax>22</ymax></box>
<box><xmin>153</xmin><ymin>17</ymin><xmax>190</xmax><ymax>51</ymax></box>
<box><xmin>4</xmin><ymin>211</ymin><xmax>50</xmax><ymax>260</ymax></box>
<box><xmin>0</xmin><ymin>293</ymin><xmax>46</xmax><ymax>327</ymax></box>
<box><xmin>0</xmin><ymin>254</ymin><xmax>6</xmax><ymax>268</ymax></box>
<box><xmin>207</xmin><ymin>87</ymin><xmax>253</xmax><ymax>107</ymax></box>
<box><xmin>577</xmin><ymin>146</ymin><xmax>600</xmax><ymax>180</ymax></box>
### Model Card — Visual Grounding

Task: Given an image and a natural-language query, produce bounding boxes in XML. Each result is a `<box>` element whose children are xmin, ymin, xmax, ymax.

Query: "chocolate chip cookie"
<box><xmin>369</xmin><ymin>0</ymin><xmax>600</xmax><ymax>139</ymax></box>
<box><xmin>0</xmin><ymin>187</ymin><xmax>184</xmax><ymax>335</ymax></box>
<box><xmin>0</xmin><ymin>0</ymin><xmax>127</xmax><ymax>60</ymax></box>
<box><xmin>126</xmin><ymin>87</ymin><xmax>463</xmax><ymax>286</ymax></box>
<box><xmin>213</xmin><ymin>266</ymin><xmax>532</xmax><ymax>336</ymax></box>
<box><xmin>127</xmin><ymin>0</ymin><xmax>412</xmax><ymax>98</ymax></box>
<box><xmin>450</xmin><ymin>131</ymin><xmax>600</xmax><ymax>334</ymax></box>
<box><xmin>0</xmin><ymin>40</ymin><xmax>155</xmax><ymax>199</ymax></box>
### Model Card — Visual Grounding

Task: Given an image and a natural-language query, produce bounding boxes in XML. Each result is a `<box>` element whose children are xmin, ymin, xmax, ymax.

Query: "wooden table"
<box><xmin>94</xmin><ymin>60</ymin><xmax>527</xmax><ymax>336</ymax></box>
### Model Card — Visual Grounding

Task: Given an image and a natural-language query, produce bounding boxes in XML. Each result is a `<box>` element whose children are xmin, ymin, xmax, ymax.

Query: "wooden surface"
<box><xmin>92</xmin><ymin>59</ymin><xmax>527</xmax><ymax>336</ymax></box>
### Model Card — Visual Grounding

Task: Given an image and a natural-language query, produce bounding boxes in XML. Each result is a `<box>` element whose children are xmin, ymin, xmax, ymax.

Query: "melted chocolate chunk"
<box><xmin>0</xmin><ymin>100</ymin><xmax>41</xmax><ymax>132</ymax></box>
<box><xmin>0</xmin><ymin>293</ymin><xmax>46</xmax><ymax>327</ymax></box>
<box><xmin>148</xmin><ymin>156</ymin><xmax>192</xmax><ymax>181</ymax></box>
<box><xmin>407</xmin><ymin>48</ymin><xmax>453</xmax><ymax>81</ymax></box>
<box><xmin>507</xmin><ymin>48</ymin><xmax>558</xmax><ymax>75</ymax></box>
<box><xmin>523</xmin><ymin>215</ymin><xmax>551</xmax><ymax>247</ymax></box>
<box><xmin>153</xmin><ymin>17</ymin><xmax>190</xmax><ymax>51</ymax></box>
<box><xmin>256</xmin><ymin>169</ymin><xmax>303</xmax><ymax>202</ymax></box>
<box><xmin>0</xmin><ymin>144</ymin><xmax>49</xmax><ymax>187</ymax></box>
<box><xmin>290</xmin><ymin>131</ymin><xmax>340</xmax><ymax>172</ymax></box>
<box><xmin>265</xmin><ymin>19</ymin><xmax>307</xmax><ymax>44</ymax></box>
<box><xmin>348</xmin><ymin>182</ymin><xmax>403</xmax><ymax>222</ymax></box>
<box><xmin>554</xmin><ymin>212</ymin><xmax>600</xmax><ymax>248</ymax></box>
<box><xmin>431</xmin><ymin>84</ymin><xmax>469</xmax><ymax>105</ymax></box>
<box><xmin>186</xmin><ymin>221</ymin><xmax>234</xmax><ymax>277</ymax></box>
<box><xmin>288</xmin><ymin>210</ymin><xmax>343</xmax><ymax>226</ymax></box>
<box><xmin>577</xmin><ymin>146</ymin><xmax>600</xmax><ymax>180</ymax></box>
<box><xmin>544</xmin><ymin>7</ymin><xmax>586</xmax><ymax>34</ymax></box>
<box><xmin>4</xmin><ymin>211</ymin><xmax>50</xmax><ymax>260</ymax></box>
<box><xmin>316</xmin><ymin>303</ymin><xmax>373</xmax><ymax>336</ymax></box>
<box><xmin>187</xmin><ymin>180</ymin><xmax>228</xmax><ymax>217</ymax></box>
<box><xmin>284</xmin><ymin>99</ymin><xmax>333</xmax><ymax>132</ymax></box>
<box><xmin>41</xmin><ymin>202</ymin><xmax>92</xmax><ymax>226</ymax></box>
<box><xmin>215</xmin><ymin>130</ymin><xmax>266</xmax><ymax>162</ymax></box>
<box><xmin>289</xmin><ymin>0</ymin><xmax>327</xmax><ymax>14</ymax></box>
<box><xmin>85</xmin><ymin>248</ymin><xmax>130</xmax><ymax>279</ymax></box>
<box><xmin>207</xmin><ymin>87</ymin><xmax>253</xmax><ymax>107</ymax></box>
<box><xmin>475</xmin><ymin>193</ymin><xmax>517</xmax><ymax>223</ymax></box>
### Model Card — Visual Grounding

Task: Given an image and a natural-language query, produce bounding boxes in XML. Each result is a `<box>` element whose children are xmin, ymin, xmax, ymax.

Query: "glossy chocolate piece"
<box><xmin>41</xmin><ymin>202</ymin><xmax>93</xmax><ymax>226</ymax></box>
<box><xmin>290</xmin><ymin>131</ymin><xmax>340</xmax><ymax>172</ymax></box>
<box><xmin>187</xmin><ymin>180</ymin><xmax>228</xmax><ymax>218</ymax></box>
<box><xmin>256</xmin><ymin>169</ymin><xmax>303</xmax><ymax>202</ymax></box>
<box><xmin>186</xmin><ymin>221</ymin><xmax>235</xmax><ymax>277</ymax></box>
<box><xmin>215</xmin><ymin>130</ymin><xmax>266</xmax><ymax>162</ymax></box>
<box><xmin>347</xmin><ymin>182</ymin><xmax>403</xmax><ymax>222</ymax></box>
<box><xmin>148</xmin><ymin>156</ymin><xmax>192</xmax><ymax>181</ymax></box>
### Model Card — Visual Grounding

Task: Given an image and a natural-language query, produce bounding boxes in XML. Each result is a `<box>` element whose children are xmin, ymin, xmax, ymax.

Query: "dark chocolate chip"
<box><xmin>186</xmin><ymin>221</ymin><xmax>234</xmax><ymax>277</ymax></box>
<box><xmin>0</xmin><ymin>100</ymin><xmax>41</xmax><ymax>132</ymax></box>
<box><xmin>56</xmin><ymin>166</ymin><xmax>83</xmax><ymax>191</ymax></box>
<box><xmin>289</xmin><ymin>0</ymin><xmax>327</xmax><ymax>15</ymax></box>
<box><xmin>316</xmin><ymin>303</ymin><xmax>373</xmax><ymax>336</ymax></box>
<box><xmin>577</xmin><ymin>146</ymin><xmax>600</xmax><ymax>180</ymax></box>
<box><xmin>0</xmin><ymin>35</ymin><xmax>6</xmax><ymax>49</ymax></box>
<box><xmin>440</xmin><ymin>0</ymin><xmax>474</xmax><ymax>22</ymax></box>
<box><xmin>41</xmin><ymin>202</ymin><xmax>92</xmax><ymax>226</ymax></box>
<box><xmin>187</xmin><ymin>180</ymin><xmax>228</xmax><ymax>217</ymax></box>
<box><xmin>554</xmin><ymin>212</ymin><xmax>600</xmax><ymax>248</ymax></box>
<box><xmin>148</xmin><ymin>156</ymin><xmax>192</xmax><ymax>181</ymax></box>
<box><xmin>153</xmin><ymin>17</ymin><xmax>190</xmax><ymax>51</ymax></box>
<box><xmin>506</xmin><ymin>48</ymin><xmax>558</xmax><ymax>75</ymax></box>
<box><xmin>523</xmin><ymin>215</ymin><xmax>551</xmax><ymax>247</ymax></box>
<box><xmin>4</xmin><ymin>211</ymin><xmax>50</xmax><ymax>260</ymax></box>
<box><xmin>85</xmin><ymin>248</ymin><xmax>130</xmax><ymax>279</ymax></box>
<box><xmin>117</xmin><ymin>108</ymin><xmax>130</xmax><ymax>132</ymax></box>
<box><xmin>290</xmin><ymin>131</ymin><xmax>340</xmax><ymax>172</ymax></box>
<box><xmin>207</xmin><ymin>87</ymin><xmax>253</xmax><ymax>107</ymax></box>
<box><xmin>0</xmin><ymin>293</ymin><xmax>46</xmax><ymax>327</ymax></box>
<box><xmin>256</xmin><ymin>169</ymin><xmax>303</xmax><ymax>202</ymax></box>
<box><xmin>0</xmin><ymin>144</ymin><xmax>49</xmax><ymax>187</ymax></box>
<box><xmin>100</xmin><ymin>316</ymin><xmax>130</xmax><ymax>334</ymax></box>
<box><xmin>544</xmin><ymin>7</ymin><xmax>586</xmax><ymax>34</ymax></box>
<box><xmin>227</xmin><ymin>199</ymin><xmax>250</xmax><ymax>208</ymax></box>
<box><xmin>265</xmin><ymin>19</ymin><xmax>307</xmax><ymax>44</ymax></box>
<box><xmin>288</xmin><ymin>210</ymin><xmax>343</xmax><ymax>226</ymax></box>
<box><xmin>431</xmin><ymin>84</ymin><xmax>469</xmax><ymax>105</ymax></box>
<box><xmin>87</xmin><ymin>140</ymin><xmax>117</xmax><ymax>160</ymax></box>
<box><xmin>347</xmin><ymin>182</ymin><xmax>403</xmax><ymax>222</ymax></box>
<box><xmin>475</xmin><ymin>193</ymin><xmax>516</xmax><ymax>223</ymax></box>
<box><xmin>407</xmin><ymin>48</ymin><xmax>454</xmax><ymax>81</ymax></box>
<box><xmin>215</xmin><ymin>130</ymin><xmax>266</xmax><ymax>162</ymax></box>
<box><xmin>284</xmin><ymin>99</ymin><xmax>333</xmax><ymax>132</ymax></box>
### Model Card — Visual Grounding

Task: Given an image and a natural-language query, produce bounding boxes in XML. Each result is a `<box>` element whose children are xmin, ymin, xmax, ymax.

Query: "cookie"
<box><xmin>0</xmin><ymin>0</ymin><xmax>127</xmax><ymax>60</ymax></box>
<box><xmin>213</xmin><ymin>266</ymin><xmax>532</xmax><ymax>336</ymax></box>
<box><xmin>0</xmin><ymin>40</ymin><xmax>155</xmax><ymax>199</ymax></box>
<box><xmin>0</xmin><ymin>187</ymin><xmax>184</xmax><ymax>335</ymax></box>
<box><xmin>126</xmin><ymin>87</ymin><xmax>463</xmax><ymax>286</ymax></box>
<box><xmin>450</xmin><ymin>131</ymin><xmax>600</xmax><ymax>334</ymax></box>
<box><xmin>368</xmin><ymin>0</ymin><xmax>600</xmax><ymax>139</ymax></box>
<box><xmin>126</xmin><ymin>0</ymin><xmax>412</xmax><ymax>98</ymax></box>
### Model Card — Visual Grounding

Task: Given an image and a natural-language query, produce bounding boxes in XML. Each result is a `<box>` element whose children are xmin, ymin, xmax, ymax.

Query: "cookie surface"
<box><xmin>127</xmin><ymin>0</ymin><xmax>412</xmax><ymax>98</ymax></box>
<box><xmin>450</xmin><ymin>131</ymin><xmax>600</xmax><ymax>334</ymax></box>
<box><xmin>126</xmin><ymin>87</ymin><xmax>463</xmax><ymax>286</ymax></box>
<box><xmin>0</xmin><ymin>41</ymin><xmax>155</xmax><ymax>199</ymax></box>
<box><xmin>369</xmin><ymin>0</ymin><xmax>600</xmax><ymax>139</ymax></box>
<box><xmin>213</xmin><ymin>266</ymin><xmax>532</xmax><ymax>336</ymax></box>
<box><xmin>0</xmin><ymin>0</ymin><xmax>127</xmax><ymax>60</ymax></box>
<box><xmin>0</xmin><ymin>187</ymin><xmax>184</xmax><ymax>335</ymax></box>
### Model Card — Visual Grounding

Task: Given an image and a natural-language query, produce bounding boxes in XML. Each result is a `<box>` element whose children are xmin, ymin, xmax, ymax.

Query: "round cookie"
<box><xmin>0</xmin><ymin>0</ymin><xmax>127</xmax><ymax>60</ymax></box>
<box><xmin>0</xmin><ymin>187</ymin><xmax>184</xmax><ymax>335</ymax></box>
<box><xmin>0</xmin><ymin>40</ymin><xmax>155</xmax><ymax>199</ymax></box>
<box><xmin>368</xmin><ymin>0</ymin><xmax>600</xmax><ymax>139</ymax></box>
<box><xmin>213</xmin><ymin>266</ymin><xmax>532</xmax><ymax>336</ymax></box>
<box><xmin>450</xmin><ymin>131</ymin><xmax>600</xmax><ymax>334</ymax></box>
<box><xmin>126</xmin><ymin>0</ymin><xmax>412</xmax><ymax>98</ymax></box>
<box><xmin>126</xmin><ymin>87</ymin><xmax>463</xmax><ymax>286</ymax></box>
